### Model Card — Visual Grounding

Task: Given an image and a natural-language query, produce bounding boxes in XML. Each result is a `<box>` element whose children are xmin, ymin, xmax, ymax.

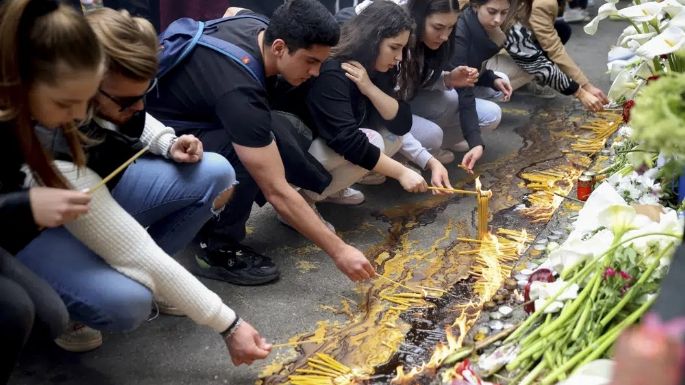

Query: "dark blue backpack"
<box><xmin>158</xmin><ymin>15</ymin><xmax>269</xmax><ymax>87</ymax></box>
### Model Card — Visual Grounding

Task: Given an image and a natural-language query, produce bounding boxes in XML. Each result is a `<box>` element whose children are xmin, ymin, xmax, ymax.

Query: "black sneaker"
<box><xmin>193</xmin><ymin>244</ymin><xmax>280</xmax><ymax>286</ymax></box>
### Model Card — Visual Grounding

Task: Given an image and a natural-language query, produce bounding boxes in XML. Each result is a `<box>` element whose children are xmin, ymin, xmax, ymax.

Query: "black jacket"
<box><xmin>450</xmin><ymin>6</ymin><xmax>504</xmax><ymax>149</ymax></box>
<box><xmin>38</xmin><ymin>112</ymin><xmax>147</xmax><ymax>191</ymax></box>
<box><xmin>0</xmin><ymin>123</ymin><xmax>39</xmax><ymax>254</ymax></box>
<box><xmin>298</xmin><ymin>59</ymin><xmax>412</xmax><ymax>170</ymax></box>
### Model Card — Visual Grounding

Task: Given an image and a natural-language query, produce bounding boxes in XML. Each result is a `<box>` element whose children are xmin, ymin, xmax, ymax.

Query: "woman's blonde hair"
<box><xmin>86</xmin><ymin>8</ymin><xmax>159</xmax><ymax>81</ymax></box>
<box><xmin>0</xmin><ymin>0</ymin><xmax>104</xmax><ymax>188</ymax></box>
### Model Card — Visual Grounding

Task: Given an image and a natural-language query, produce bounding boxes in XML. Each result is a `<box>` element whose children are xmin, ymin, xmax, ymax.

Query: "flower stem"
<box><xmin>580</xmin><ymin>297</ymin><xmax>655</xmax><ymax>366</ymax></box>
<box><xmin>571</xmin><ymin>291</ymin><xmax>593</xmax><ymax>340</ymax></box>
<box><xmin>520</xmin><ymin>361</ymin><xmax>546</xmax><ymax>385</ymax></box>
<box><xmin>539</xmin><ymin>295</ymin><xmax>655</xmax><ymax>384</ymax></box>
<box><xmin>539</xmin><ymin>274</ymin><xmax>596</xmax><ymax>337</ymax></box>
<box><xmin>599</xmin><ymin>243</ymin><xmax>673</xmax><ymax>327</ymax></box>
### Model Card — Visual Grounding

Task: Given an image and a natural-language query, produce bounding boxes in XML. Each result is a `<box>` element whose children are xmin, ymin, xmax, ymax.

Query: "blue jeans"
<box><xmin>16</xmin><ymin>153</ymin><xmax>235</xmax><ymax>332</ymax></box>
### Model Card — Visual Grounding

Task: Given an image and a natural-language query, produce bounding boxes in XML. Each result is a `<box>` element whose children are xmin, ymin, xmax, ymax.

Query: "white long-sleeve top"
<box><xmin>27</xmin><ymin>114</ymin><xmax>236</xmax><ymax>333</ymax></box>
<box><xmin>56</xmin><ymin>161</ymin><xmax>236</xmax><ymax>333</ymax></box>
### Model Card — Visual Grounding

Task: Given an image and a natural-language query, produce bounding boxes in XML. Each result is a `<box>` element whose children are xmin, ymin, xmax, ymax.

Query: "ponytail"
<box><xmin>0</xmin><ymin>0</ymin><xmax>104</xmax><ymax>188</ymax></box>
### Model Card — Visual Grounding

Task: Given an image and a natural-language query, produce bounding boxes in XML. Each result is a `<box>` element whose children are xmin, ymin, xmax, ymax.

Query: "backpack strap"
<box><xmin>158</xmin><ymin>14</ymin><xmax>269</xmax><ymax>85</ymax></box>
<box><xmin>204</xmin><ymin>14</ymin><xmax>270</xmax><ymax>28</ymax></box>
<box><xmin>198</xmin><ymin>14</ymin><xmax>269</xmax><ymax>87</ymax></box>
<box><xmin>157</xmin><ymin>18</ymin><xmax>206</xmax><ymax>79</ymax></box>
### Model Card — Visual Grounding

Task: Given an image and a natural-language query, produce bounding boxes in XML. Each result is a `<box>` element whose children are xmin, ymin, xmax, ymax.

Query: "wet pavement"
<box><xmin>11</xmin><ymin>14</ymin><xmax>625</xmax><ymax>385</ymax></box>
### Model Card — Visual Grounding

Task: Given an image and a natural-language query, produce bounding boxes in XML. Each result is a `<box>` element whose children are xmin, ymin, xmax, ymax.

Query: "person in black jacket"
<box><xmin>285</xmin><ymin>1</ymin><xmax>456</xmax><ymax>209</ymax></box>
<box><xmin>406</xmin><ymin>0</ymin><xmax>511</xmax><ymax>171</ymax></box>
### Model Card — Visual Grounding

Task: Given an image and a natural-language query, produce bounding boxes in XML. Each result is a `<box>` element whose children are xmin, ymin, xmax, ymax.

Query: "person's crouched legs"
<box><xmin>16</xmin><ymin>227</ymin><xmax>153</xmax><ymax>351</ymax></box>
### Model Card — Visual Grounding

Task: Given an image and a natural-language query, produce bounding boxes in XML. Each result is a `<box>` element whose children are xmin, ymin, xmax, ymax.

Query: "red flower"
<box><xmin>647</xmin><ymin>75</ymin><xmax>661</xmax><ymax>84</ymax></box>
<box><xmin>619</xmin><ymin>271</ymin><xmax>633</xmax><ymax>281</ymax></box>
<box><xmin>604</xmin><ymin>267</ymin><xmax>617</xmax><ymax>279</ymax></box>
<box><xmin>623</xmin><ymin>100</ymin><xmax>635</xmax><ymax>123</ymax></box>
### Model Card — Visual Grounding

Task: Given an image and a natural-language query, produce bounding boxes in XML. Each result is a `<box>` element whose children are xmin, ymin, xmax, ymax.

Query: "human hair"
<box><xmin>86</xmin><ymin>8</ymin><xmax>158</xmax><ymax>81</ymax></box>
<box><xmin>405</xmin><ymin>0</ymin><xmax>460</xmax><ymax>95</ymax></box>
<box><xmin>265</xmin><ymin>0</ymin><xmax>340</xmax><ymax>52</ymax></box>
<box><xmin>475</xmin><ymin>0</ymin><xmax>519</xmax><ymax>31</ymax></box>
<box><xmin>331</xmin><ymin>1</ymin><xmax>415</xmax><ymax>99</ymax></box>
<box><xmin>0</xmin><ymin>0</ymin><xmax>104</xmax><ymax>188</ymax></box>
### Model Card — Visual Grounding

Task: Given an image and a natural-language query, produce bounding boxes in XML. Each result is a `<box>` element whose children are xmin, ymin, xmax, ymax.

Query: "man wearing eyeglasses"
<box><xmin>30</xmin><ymin>8</ymin><xmax>246</xmax><ymax>354</ymax></box>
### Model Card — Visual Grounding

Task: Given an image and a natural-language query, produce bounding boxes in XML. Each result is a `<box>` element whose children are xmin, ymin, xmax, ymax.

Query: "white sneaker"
<box><xmin>357</xmin><ymin>172</ymin><xmax>387</xmax><ymax>185</ymax></box>
<box><xmin>434</xmin><ymin>149</ymin><xmax>455</xmax><ymax>164</ymax></box>
<box><xmin>55</xmin><ymin>322</ymin><xmax>103</xmax><ymax>353</ymax></box>
<box><xmin>563</xmin><ymin>8</ymin><xmax>590</xmax><ymax>23</ymax></box>
<box><xmin>519</xmin><ymin>82</ymin><xmax>557</xmax><ymax>99</ymax></box>
<box><xmin>277</xmin><ymin>202</ymin><xmax>335</xmax><ymax>232</ymax></box>
<box><xmin>322</xmin><ymin>187</ymin><xmax>365</xmax><ymax>205</ymax></box>
<box><xmin>450</xmin><ymin>141</ymin><xmax>471</xmax><ymax>152</ymax></box>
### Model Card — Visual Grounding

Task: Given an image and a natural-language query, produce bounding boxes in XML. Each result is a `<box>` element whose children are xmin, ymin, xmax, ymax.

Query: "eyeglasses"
<box><xmin>98</xmin><ymin>77</ymin><xmax>158</xmax><ymax>112</ymax></box>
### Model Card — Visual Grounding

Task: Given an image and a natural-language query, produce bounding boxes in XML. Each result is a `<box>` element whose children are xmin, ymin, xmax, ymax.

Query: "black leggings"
<box><xmin>0</xmin><ymin>248</ymin><xmax>68</xmax><ymax>385</ymax></box>
<box><xmin>555</xmin><ymin>19</ymin><xmax>573</xmax><ymax>45</ymax></box>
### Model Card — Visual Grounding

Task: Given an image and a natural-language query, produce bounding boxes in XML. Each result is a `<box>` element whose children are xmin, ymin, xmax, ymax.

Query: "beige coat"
<box><xmin>524</xmin><ymin>0</ymin><xmax>589</xmax><ymax>86</ymax></box>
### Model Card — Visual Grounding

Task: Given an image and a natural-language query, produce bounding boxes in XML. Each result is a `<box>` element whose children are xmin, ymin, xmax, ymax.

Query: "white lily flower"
<box><xmin>633</xmin><ymin>59</ymin><xmax>655</xmax><ymax>79</ymax></box>
<box><xmin>585</xmin><ymin>2</ymin><xmax>619</xmax><ymax>35</ymax></box>
<box><xmin>617</xmin><ymin>2</ymin><xmax>664</xmax><ymax>23</ymax></box>
<box><xmin>599</xmin><ymin>204</ymin><xmax>638</xmax><ymax>236</ymax></box>
<box><xmin>661</xmin><ymin>0</ymin><xmax>685</xmax><ymax>17</ymax></box>
<box><xmin>575</xmin><ymin>183</ymin><xmax>628</xmax><ymax>230</ymax></box>
<box><xmin>608</xmin><ymin>55</ymin><xmax>647</xmax><ymax>81</ymax></box>
<box><xmin>637</xmin><ymin>26</ymin><xmax>685</xmax><ymax>57</ymax></box>
<box><xmin>667</xmin><ymin>11</ymin><xmax>685</xmax><ymax>29</ymax></box>
<box><xmin>623</xmin><ymin>209</ymin><xmax>682</xmax><ymax>254</ymax></box>
<box><xmin>617</xmin><ymin>25</ymin><xmax>639</xmax><ymax>46</ymax></box>
<box><xmin>620</xmin><ymin>31</ymin><xmax>657</xmax><ymax>47</ymax></box>
<box><xmin>549</xmin><ymin>230</ymin><xmax>614</xmax><ymax>273</ymax></box>
<box><xmin>608</xmin><ymin>67</ymin><xmax>642</xmax><ymax>101</ymax></box>
<box><xmin>549</xmin><ymin>248</ymin><xmax>588</xmax><ymax>273</ymax></box>
<box><xmin>608</xmin><ymin>60</ymin><xmax>630</xmax><ymax>80</ymax></box>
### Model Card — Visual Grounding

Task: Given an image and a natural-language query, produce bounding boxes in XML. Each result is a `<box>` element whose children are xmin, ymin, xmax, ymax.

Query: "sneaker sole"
<box><xmin>193</xmin><ymin>256</ymin><xmax>280</xmax><ymax>286</ymax></box>
<box><xmin>55</xmin><ymin>335</ymin><xmax>103</xmax><ymax>353</ymax></box>
<box><xmin>321</xmin><ymin>197</ymin><xmax>365</xmax><ymax>205</ymax></box>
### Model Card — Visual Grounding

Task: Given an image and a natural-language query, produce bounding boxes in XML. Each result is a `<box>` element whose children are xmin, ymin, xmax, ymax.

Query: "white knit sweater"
<box><xmin>27</xmin><ymin>115</ymin><xmax>236</xmax><ymax>333</ymax></box>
